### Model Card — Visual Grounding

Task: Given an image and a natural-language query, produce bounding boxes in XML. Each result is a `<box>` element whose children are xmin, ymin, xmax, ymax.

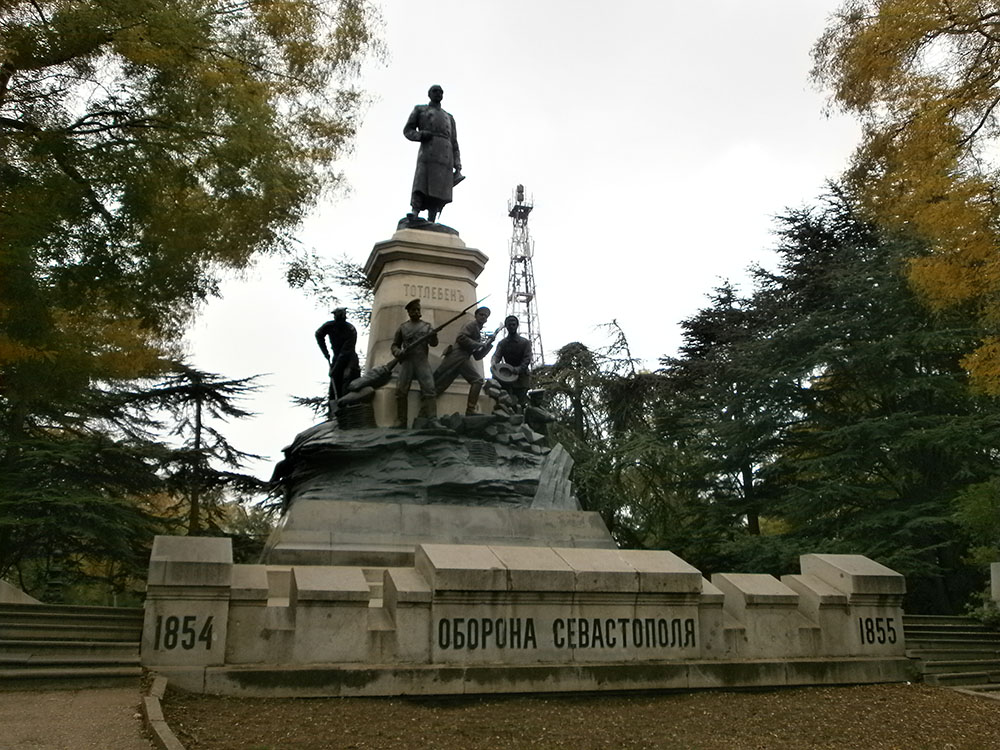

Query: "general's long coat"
<box><xmin>404</xmin><ymin>104</ymin><xmax>461</xmax><ymax>206</ymax></box>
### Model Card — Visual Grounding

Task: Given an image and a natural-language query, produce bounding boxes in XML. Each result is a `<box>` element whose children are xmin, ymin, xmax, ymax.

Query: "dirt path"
<box><xmin>0</xmin><ymin>687</ymin><xmax>152</xmax><ymax>750</ymax></box>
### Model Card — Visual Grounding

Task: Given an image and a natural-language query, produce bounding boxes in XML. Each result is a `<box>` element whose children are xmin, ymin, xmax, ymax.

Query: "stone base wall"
<box><xmin>141</xmin><ymin>537</ymin><xmax>909</xmax><ymax>696</ymax></box>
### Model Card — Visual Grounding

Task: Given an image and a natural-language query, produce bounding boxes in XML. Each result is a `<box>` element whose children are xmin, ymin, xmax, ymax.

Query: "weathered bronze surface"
<box><xmin>433</xmin><ymin>308</ymin><xmax>497</xmax><ymax>415</ymax></box>
<box><xmin>392</xmin><ymin>299</ymin><xmax>439</xmax><ymax>426</ymax></box>
<box><xmin>315</xmin><ymin>308</ymin><xmax>360</xmax><ymax>411</ymax></box>
<box><xmin>404</xmin><ymin>84</ymin><xmax>463</xmax><ymax>223</ymax></box>
<box><xmin>491</xmin><ymin>316</ymin><xmax>532</xmax><ymax>407</ymax></box>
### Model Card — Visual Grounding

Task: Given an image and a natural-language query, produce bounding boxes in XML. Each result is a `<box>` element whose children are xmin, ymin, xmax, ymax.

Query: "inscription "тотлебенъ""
<box><xmin>436</xmin><ymin>616</ymin><xmax>697</xmax><ymax>651</ymax></box>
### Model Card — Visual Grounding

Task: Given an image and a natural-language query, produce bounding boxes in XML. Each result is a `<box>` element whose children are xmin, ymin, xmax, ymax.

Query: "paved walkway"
<box><xmin>0</xmin><ymin>688</ymin><xmax>153</xmax><ymax>749</ymax></box>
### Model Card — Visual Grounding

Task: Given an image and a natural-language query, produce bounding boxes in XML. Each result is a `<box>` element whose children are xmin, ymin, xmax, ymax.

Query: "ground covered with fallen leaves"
<box><xmin>163</xmin><ymin>682</ymin><xmax>1000</xmax><ymax>749</ymax></box>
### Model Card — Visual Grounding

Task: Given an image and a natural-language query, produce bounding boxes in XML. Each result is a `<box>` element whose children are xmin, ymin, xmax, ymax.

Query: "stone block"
<box><xmin>697</xmin><ymin>578</ymin><xmax>727</xmax><ymax>658</ymax></box>
<box><xmin>487</xmin><ymin>545</ymin><xmax>576</xmax><ymax>591</ymax></box>
<box><xmin>230</xmin><ymin>565</ymin><xmax>268</xmax><ymax>602</ymax></box>
<box><xmin>143</xmin><ymin>535</ymin><xmax>233</xmax><ymax>669</ymax></box>
<box><xmin>712</xmin><ymin>573</ymin><xmax>799</xmax><ymax>611</ymax></box>
<box><xmin>616</xmin><ymin>549</ymin><xmax>703</xmax><ymax>594</ymax></box>
<box><xmin>142</xmin><ymin>596</ymin><xmax>229</xmax><ymax>668</ymax></box>
<box><xmin>383</xmin><ymin>567</ymin><xmax>433</xmax><ymax>606</ymax></box>
<box><xmin>781</xmin><ymin>574</ymin><xmax>849</xmax><ymax>610</ymax></box>
<box><xmin>266</xmin><ymin>567</ymin><xmax>294</xmax><ymax>607</ymax></box>
<box><xmin>552</xmin><ymin>547</ymin><xmax>638</xmax><ymax>593</ymax></box>
<box><xmin>0</xmin><ymin>580</ymin><xmax>39</xmax><ymax>604</ymax></box>
<box><xmin>147</xmin><ymin>535</ymin><xmax>233</xmax><ymax>587</ymax></box>
<box><xmin>782</xmin><ymin>573</ymin><xmax>856</xmax><ymax>656</ymax></box>
<box><xmin>293</xmin><ymin>566</ymin><xmax>370</xmax><ymax>602</ymax></box>
<box><xmin>290</xmin><ymin>602</ymin><xmax>370</xmax><ymax>663</ymax></box>
<box><xmin>711</xmin><ymin>574</ymin><xmax>820</xmax><ymax>659</ymax></box>
<box><xmin>416</xmin><ymin>544</ymin><xmax>508</xmax><ymax>592</ymax></box>
<box><xmin>799</xmin><ymin>554</ymin><xmax>905</xmax><ymax>601</ymax></box>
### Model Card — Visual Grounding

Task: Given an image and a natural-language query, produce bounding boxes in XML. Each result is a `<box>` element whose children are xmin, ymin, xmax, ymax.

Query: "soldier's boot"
<box><xmin>394</xmin><ymin>393</ymin><xmax>409</xmax><ymax>429</ymax></box>
<box><xmin>419</xmin><ymin>394</ymin><xmax>437</xmax><ymax>420</ymax></box>
<box><xmin>465</xmin><ymin>382</ymin><xmax>483</xmax><ymax>416</ymax></box>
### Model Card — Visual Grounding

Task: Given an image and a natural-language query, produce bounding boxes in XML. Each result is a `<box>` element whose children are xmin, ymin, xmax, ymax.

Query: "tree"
<box><xmin>0</xmin><ymin>0</ymin><xmax>378</xmax><ymax>597</ymax></box>
<box><xmin>1</xmin><ymin>0</ymin><xmax>381</xmax><ymax>439</ymax></box>
<box><xmin>660</xmin><ymin>283</ymin><xmax>792</xmax><ymax>539</ymax></box>
<box><xmin>748</xmin><ymin>191</ymin><xmax>996</xmax><ymax>610</ymax></box>
<box><xmin>0</xmin><ymin>384</ymin><xmax>166</xmax><ymax>599</ymax></box>
<box><xmin>813</xmin><ymin>0</ymin><xmax>1000</xmax><ymax>392</ymax></box>
<box><xmin>137</xmin><ymin>363</ymin><xmax>267</xmax><ymax>535</ymax></box>
<box><xmin>536</xmin><ymin>326</ymin><xmax>683</xmax><ymax>548</ymax></box>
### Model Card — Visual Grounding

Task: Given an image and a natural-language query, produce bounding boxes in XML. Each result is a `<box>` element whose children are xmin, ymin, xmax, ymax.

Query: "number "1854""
<box><xmin>858</xmin><ymin>616</ymin><xmax>897</xmax><ymax>645</ymax></box>
<box><xmin>153</xmin><ymin>615</ymin><xmax>214</xmax><ymax>651</ymax></box>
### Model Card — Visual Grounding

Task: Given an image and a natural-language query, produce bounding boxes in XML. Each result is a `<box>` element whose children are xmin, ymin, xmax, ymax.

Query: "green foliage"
<box><xmin>656</xmin><ymin>189</ymin><xmax>999</xmax><ymax>611</ymax></box>
<box><xmin>0</xmin><ymin>398</ymin><xmax>166</xmax><ymax>600</ymax></box>
<box><xmin>0</xmin><ymin>0</ymin><xmax>377</xmax><ymax>600</ymax></box>
<box><xmin>546</xmin><ymin>189</ymin><xmax>995</xmax><ymax>611</ymax></box>
<box><xmin>134</xmin><ymin>363</ymin><xmax>268</xmax><ymax>535</ymax></box>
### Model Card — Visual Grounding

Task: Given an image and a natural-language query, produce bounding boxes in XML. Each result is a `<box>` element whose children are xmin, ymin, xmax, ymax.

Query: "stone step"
<box><xmin>907</xmin><ymin>648</ymin><xmax>1000</xmax><ymax>661</ymax></box>
<box><xmin>0</xmin><ymin>622</ymin><xmax>141</xmax><ymax>642</ymax></box>
<box><xmin>920</xmin><ymin>659</ymin><xmax>1000</xmax><ymax>675</ymax></box>
<box><xmin>0</xmin><ymin>603</ymin><xmax>143</xmax><ymax>620</ymax></box>
<box><xmin>903</xmin><ymin>615</ymin><xmax>984</xmax><ymax>627</ymax></box>
<box><xmin>923</xmin><ymin>670</ymin><xmax>993</xmax><ymax>687</ymax></box>
<box><xmin>906</xmin><ymin>637</ymin><xmax>1000</xmax><ymax>650</ymax></box>
<box><xmin>0</xmin><ymin>653</ymin><xmax>139</xmax><ymax>668</ymax></box>
<box><xmin>903</xmin><ymin>625</ymin><xmax>999</xmax><ymax>637</ymax></box>
<box><xmin>0</xmin><ymin>639</ymin><xmax>139</xmax><ymax>656</ymax></box>
<box><xmin>958</xmin><ymin>682</ymin><xmax>1000</xmax><ymax>691</ymax></box>
<box><xmin>0</xmin><ymin>666</ymin><xmax>142</xmax><ymax>691</ymax></box>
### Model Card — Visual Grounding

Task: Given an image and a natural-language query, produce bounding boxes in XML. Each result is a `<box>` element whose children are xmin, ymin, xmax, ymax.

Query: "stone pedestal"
<box><xmin>141</xmin><ymin>536</ymin><xmax>232</xmax><ymax>670</ymax></box>
<box><xmin>364</xmin><ymin>229</ymin><xmax>489</xmax><ymax>426</ymax></box>
<box><xmin>146</xmin><ymin>545</ymin><xmax>915</xmax><ymax>696</ymax></box>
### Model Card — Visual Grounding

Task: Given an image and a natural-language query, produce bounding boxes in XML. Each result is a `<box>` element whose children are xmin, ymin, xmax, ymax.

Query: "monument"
<box><xmin>140</xmin><ymin>87</ymin><xmax>914</xmax><ymax>697</ymax></box>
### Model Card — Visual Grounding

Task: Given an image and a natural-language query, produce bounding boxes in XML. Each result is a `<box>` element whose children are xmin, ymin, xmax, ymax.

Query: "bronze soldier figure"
<box><xmin>491</xmin><ymin>315</ymin><xmax>533</xmax><ymax>407</ymax></box>
<box><xmin>392</xmin><ymin>299</ymin><xmax>439</xmax><ymax>426</ymax></box>
<box><xmin>315</xmin><ymin>307</ymin><xmax>361</xmax><ymax>404</ymax></box>
<box><xmin>433</xmin><ymin>306</ymin><xmax>497</xmax><ymax>415</ymax></box>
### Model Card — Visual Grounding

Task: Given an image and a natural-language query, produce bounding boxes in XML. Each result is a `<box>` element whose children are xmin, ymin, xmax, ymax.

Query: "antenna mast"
<box><xmin>506</xmin><ymin>184</ymin><xmax>545</xmax><ymax>366</ymax></box>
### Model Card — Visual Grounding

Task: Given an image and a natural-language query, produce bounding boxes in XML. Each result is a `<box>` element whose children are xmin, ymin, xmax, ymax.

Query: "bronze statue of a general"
<box><xmin>404</xmin><ymin>84</ymin><xmax>463</xmax><ymax>223</ymax></box>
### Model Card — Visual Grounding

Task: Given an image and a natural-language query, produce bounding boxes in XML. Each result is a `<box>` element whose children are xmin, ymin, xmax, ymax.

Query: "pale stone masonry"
<box><xmin>142</xmin><ymin>538</ymin><xmax>911</xmax><ymax>696</ymax></box>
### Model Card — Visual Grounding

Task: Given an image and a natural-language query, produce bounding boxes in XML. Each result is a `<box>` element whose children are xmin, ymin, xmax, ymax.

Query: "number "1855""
<box><xmin>858</xmin><ymin>616</ymin><xmax>897</xmax><ymax>645</ymax></box>
<box><xmin>153</xmin><ymin>615</ymin><xmax>214</xmax><ymax>651</ymax></box>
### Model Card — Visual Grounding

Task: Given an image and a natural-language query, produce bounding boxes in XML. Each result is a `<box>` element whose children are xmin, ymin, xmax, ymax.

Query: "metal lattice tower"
<box><xmin>506</xmin><ymin>184</ymin><xmax>544</xmax><ymax>366</ymax></box>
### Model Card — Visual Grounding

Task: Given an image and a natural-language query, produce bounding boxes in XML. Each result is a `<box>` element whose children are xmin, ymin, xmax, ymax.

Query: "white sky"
<box><xmin>186</xmin><ymin>0</ymin><xmax>860</xmax><ymax>478</ymax></box>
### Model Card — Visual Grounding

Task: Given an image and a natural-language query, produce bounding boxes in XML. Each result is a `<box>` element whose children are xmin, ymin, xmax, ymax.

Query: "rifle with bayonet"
<box><xmin>344</xmin><ymin>297</ymin><xmax>489</xmax><ymax>393</ymax></box>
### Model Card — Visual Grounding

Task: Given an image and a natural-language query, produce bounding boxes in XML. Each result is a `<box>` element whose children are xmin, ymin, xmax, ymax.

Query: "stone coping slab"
<box><xmin>384</xmin><ymin>567</ymin><xmax>433</xmax><ymax>605</ymax></box>
<box><xmin>230</xmin><ymin>565</ymin><xmax>269</xmax><ymax>601</ymax></box>
<box><xmin>782</xmin><ymin>574</ymin><xmax>850</xmax><ymax>607</ymax></box>
<box><xmin>294</xmin><ymin>566</ymin><xmax>370</xmax><ymax>602</ymax></box>
<box><xmin>712</xmin><ymin>574</ymin><xmax>799</xmax><ymax>607</ymax></box>
<box><xmin>414</xmin><ymin>544</ymin><xmax>706</xmax><ymax>596</ymax></box>
<box><xmin>801</xmin><ymin>554</ymin><xmax>906</xmax><ymax>596</ymax></box>
<box><xmin>148</xmin><ymin>535</ymin><xmax>233</xmax><ymax>587</ymax></box>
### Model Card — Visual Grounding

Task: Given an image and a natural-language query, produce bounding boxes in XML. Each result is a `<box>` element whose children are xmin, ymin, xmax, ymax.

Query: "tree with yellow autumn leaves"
<box><xmin>814</xmin><ymin>0</ymin><xmax>1000</xmax><ymax>392</ymax></box>
<box><xmin>0</xmin><ymin>0</ymin><xmax>380</xmax><ymax>600</ymax></box>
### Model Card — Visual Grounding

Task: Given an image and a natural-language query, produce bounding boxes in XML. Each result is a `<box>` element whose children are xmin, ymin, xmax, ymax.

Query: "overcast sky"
<box><xmin>186</xmin><ymin>0</ymin><xmax>859</xmax><ymax>478</ymax></box>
